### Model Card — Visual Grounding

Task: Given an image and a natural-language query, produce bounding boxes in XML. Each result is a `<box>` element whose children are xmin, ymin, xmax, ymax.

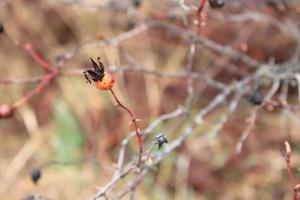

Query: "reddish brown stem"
<box><xmin>12</xmin><ymin>71</ymin><xmax>58</xmax><ymax>108</ymax></box>
<box><xmin>285</xmin><ymin>158</ymin><xmax>297</xmax><ymax>200</ymax></box>
<box><xmin>286</xmin><ymin>159</ymin><xmax>296</xmax><ymax>189</ymax></box>
<box><xmin>22</xmin><ymin>43</ymin><xmax>54</xmax><ymax>72</ymax></box>
<box><xmin>294</xmin><ymin>185</ymin><xmax>300</xmax><ymax>200</ymax></box>
<box><xmin>109</xmin><ymin>88</ymin><xmax>143</xmax><ymax>166</ymax></box>
<box><xmin>195</xmin><ymin>0</ymin><xmax>207</xmax><ymax>30</ymax></box>
<box><xmin>12</xmin><ymin>42</ymin><xmax>59</xmax><ymax>109</ymax></box>
<box><xmin>282</xmin><ymin>141</ymin><xmax>298</xmax><ymax>200</ymax></box>
<box><xmin>197</xmin><ymin>0</ymin><xmax>207</xmax><ymax>15</ymax></box>
<box><xmin>286</xmin><ymin>160</ymin><xmax>298</xmax><ymax>200</ymax></box>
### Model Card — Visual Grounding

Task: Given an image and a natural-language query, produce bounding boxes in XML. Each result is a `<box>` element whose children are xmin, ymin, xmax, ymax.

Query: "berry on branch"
<box><xmin>155</xmin><ymin>134</ymin><xmax>168</xmax><ymax>149</ymax></box>
<box><xmin>83</xmin><ymin>57</ymin><xmax>115</xmax><ymax>90</ymax></box>
<box><xmin>30</xmin><ymin>169</ymin><xmax>42</xmax><ymax>185</ymax></box>
<box><xmin>208</xmin><ymin>0</ymin><xmax>224</xmax><ymax>9</ymax></box>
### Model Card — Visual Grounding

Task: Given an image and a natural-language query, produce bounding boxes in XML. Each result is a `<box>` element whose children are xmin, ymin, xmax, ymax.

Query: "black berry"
<box><xmin>208</xmin><ymin>0</ymin><xmax>224</xmax><ymax>9</ymax></box>
<box><xmin>22</xmin><ymin>195</ymin><xmax>35</xmax><ymax>200</ymax></box>
<box><xmin>126</xmin><ymin>20</ymin><xmax>135</xmax><ymax>30</ymax></box>
<box><xmin>132</xmin><ymin>0</ymin><xmax>142</xmax><ymax>8</ymax></box>
<box><xmin>266</xmin><ymin>0</ymin><xmax>279</xmax><ymax>7</ymax></box>
<box><xmin>167</xmin><ymin>14</ymin><xmax>177</xmax><ymax>22</ymax></box>
<box><xmin>247</xmin><ymin>90</ymin><xmax>263</xmax><ymax>105</ymax></box>
<box><xmin>155</xmin><ymin>134</ymin><xmax>168</xmax><ymax>149</ymax></box>
<box><xmin>0</xmin><ymin>22</ymin><xmax>4</xmax><ymax>33</ymax></box>
<box><xmin>30</xmin><ymin>169</ymin><xmax>41</xmax><ymax>185</ymax></box>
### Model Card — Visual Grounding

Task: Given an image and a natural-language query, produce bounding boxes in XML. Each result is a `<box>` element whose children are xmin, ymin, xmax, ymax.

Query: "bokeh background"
<box><xmin>1</xmin><ymin>0</ymin><xmax>300</xmax><ymax>199</ymax></box>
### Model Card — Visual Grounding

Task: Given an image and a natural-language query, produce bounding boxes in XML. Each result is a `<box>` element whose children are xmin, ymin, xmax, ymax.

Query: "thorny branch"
<box><xmin>281</xmin><ymin>141</ymin><xmax>300</xmax><ymax>200</ymax></box>
<box><xmin>90</xmin><ymin>106</ymin><xmax>186</xmax><ymax>200</ymax></box>
<box><xmin>109</xmin><ymin>88</ymin><xmax>143</xmax><ymax>166</ymax></box>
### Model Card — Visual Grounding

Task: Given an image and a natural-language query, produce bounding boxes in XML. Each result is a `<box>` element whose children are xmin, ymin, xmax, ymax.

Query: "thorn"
<box><xmin>285</xmin><ymin>141</ymin><xmax>291</xmax><ymax>156</ymax></box>
<box><xmin>146</xmin><ymin>155</ymin><xmax>153</xmax><ymax>165</ymax></box>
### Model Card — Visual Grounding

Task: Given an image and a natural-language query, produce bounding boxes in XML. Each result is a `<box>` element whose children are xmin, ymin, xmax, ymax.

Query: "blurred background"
<box><xmin>0</xmin><ymin>0</ymin><xmax>300</xmax><ymax>199</ymax></box>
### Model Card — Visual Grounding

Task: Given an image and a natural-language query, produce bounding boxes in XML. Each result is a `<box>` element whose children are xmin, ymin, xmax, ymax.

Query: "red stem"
<box><xmin>283</xmin><ymin>144</ymin><xmax>297</xmax><ymax>200</ymax></box>
<box><xmin>197</xmin><ymin>0</ymin><xmax>207</xmax><ymax>15</ymax></box>
<box><xmin>286</xmin><ymin>161</ymin><xmax>296</xmax><ymax>187</ymax></box>
<box><xmin>12</xmin><ymin>71</ymin><xmax>58</xmax><ymax>108</ymax></box>
<box><xmin>12</xmin><ymin>42</ymin><xmax>59</xmax><ymax>109</ymax></box>
<box><xmin>22</xmin><ymin>43</ymin><xmax>54</xmax><ymax>72</ymax></box>
<box><xmin>109</xmin><ymin>88</ymin><xmax>143</xmax><ymax>166</ymax></box>
<box><xmin>286</xmin><ymin>160</ymin><xmax>297</xmax><ymax>200</ymax></box>
<box><xmin>195</xmin><ymin>0</ymin><xmax>207</xmax><ymax>31</ymax></box>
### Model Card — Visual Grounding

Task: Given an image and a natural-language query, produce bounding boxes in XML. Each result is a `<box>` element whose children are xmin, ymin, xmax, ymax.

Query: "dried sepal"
<box><xmin>83</xmin><ymin>57</ymin><xmax>115</xmax><ymax>90</ymax></box>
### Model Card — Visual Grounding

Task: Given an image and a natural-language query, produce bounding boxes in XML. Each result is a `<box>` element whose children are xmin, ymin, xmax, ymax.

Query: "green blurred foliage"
<box><xmin>51</xmin><ymin>99</ymin><xmax>84</xmax><ymax>162</ymax></box>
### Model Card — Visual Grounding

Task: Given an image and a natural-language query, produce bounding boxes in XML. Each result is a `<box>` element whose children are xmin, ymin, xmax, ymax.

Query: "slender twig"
<box><xmin>116</xmin><ymin>170</ymin><xmax>148</xmax><ymax>199</ymax></box>
<box><xmin>235</xmin><ymin>107</ymin><xmax>259</xmax><ymax>154</ymax></box>
<box><xmin>281</xmin><ymin>141</ymin><xmax>298</xmax><ymax>200</ymax></box>
<box><xmin>90</xmin><ymin>106</ymin><xmax>186</xmax><ymax>199</ymax></box>
<box><xmin>109</xmin><ymin>88</ymin><xmax>143</xmax><ymax>166</ymax></box>
<box><xmin>22</xmin><ymin>43</ymin><xmax>54</xmax><ymax>72</ymax></box>
<box><xmin>12</xmin><ymin>72</ymin><xmax>58</xmax><ymax>108</ymax></box>
<box><xmin>90</xmin><ymin>166</ymin><xmax>134</xmax><ymax>200</ymax></box>
<box><xmin>11</xmin><ymin>42</ymin><xmax>60</xmax><ymax>109</ymax></box>
<box><xmin>195</xmin><ymin>0</ymin><xmax>207</xmax><ymax>29</ymax></box>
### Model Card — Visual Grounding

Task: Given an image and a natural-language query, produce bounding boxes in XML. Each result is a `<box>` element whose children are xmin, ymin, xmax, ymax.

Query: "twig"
<box><xmin>91</xmin><ymin>106</ymin><xmax>186</xmax><ymax>199</ymax></box>
<box><xmin>281</xmin><ymin>141</ymin><xmax>299</xmax><ymax>200</ymax></box>
<box><xmin>12</xmin><ymin>72</ymin><xmax>58</xmax><ymax>108</ymax></box>
<box><xmin>235</xmin><ymin>107</ymin><xmax>259</xmax><ymax>154</ymax></box>
<box><xmin>22</xmin><ymin>43</ymin><xmax>54</xmax><ymax>72</ymax></box>
<box><xmin>90</xmin><ymin>166</ymin><xmax>134</xmax><ymax>200</ymax></box>
<box><xmin>109</xmin><ymin>88</ymin><xmax>143</xmax><ymax>166</ymax></box>
<box><xmin>195</xmin><ymin>0</ymin><xmax>207</xmax><ymax>29</ymax></box>
<box><xmin>116</xmin><ymin>170</ymin><xmax>148</xmax><ymax>199</ymax></box>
